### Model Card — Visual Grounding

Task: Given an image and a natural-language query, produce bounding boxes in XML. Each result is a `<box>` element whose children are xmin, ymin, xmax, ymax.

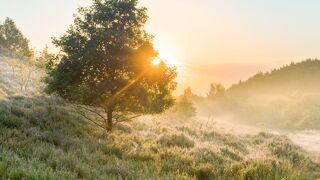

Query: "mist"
<box><xmin>1</xmin><ymin>0</ymin><xmax>320</xmax><ymax>178</ymax></box>
<box><xmin>174</xmin><ymin>59</ymin><xmax>320</xmax><ymax>153</ymax></box>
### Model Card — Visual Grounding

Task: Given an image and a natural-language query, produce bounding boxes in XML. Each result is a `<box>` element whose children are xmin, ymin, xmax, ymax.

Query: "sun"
<box><xmin>152</xmin><ymin>57</ymin><xmax>178</xmax><ymax>68</ymax></box>
<box><xmin>153</xmin><ymin>40</ymin><xmax>180</xmax><ymax>68</ymax></box>
<box><xmin>157</xmin><ymin>52</ymin><xmax>178</xmax><ymax>68</ymax></box>
<box><xmin>152</xmin><ymin>56</ymin><xmax>177</xmax><ymax>67</ymax></box>
<box><xmin>152</xmin><ymin>58</ymin><xmax>161</xmax><ymax>66</ymax></box>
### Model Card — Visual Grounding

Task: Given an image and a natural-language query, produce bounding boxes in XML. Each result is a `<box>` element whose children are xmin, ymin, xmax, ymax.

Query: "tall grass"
<box><xmin>0</xmin><ymin>95</ymin><xmax>318</xmax><ymax>179</ymax></box>
<box><xmin>0</xmin><ymin>55</ymin><xmax>319</xmax><ymax>179</ymax></box>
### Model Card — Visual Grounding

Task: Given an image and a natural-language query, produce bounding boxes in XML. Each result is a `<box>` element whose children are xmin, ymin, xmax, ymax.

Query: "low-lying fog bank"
<box><xmin>197</xmin><ymin>116</ymin><xmax>320</xmax><ymax>152</ymax></box>
<box><xmin>285</xmin><ymin>130</ymin><xmax>320</xmax><ymax>152</ymax></box>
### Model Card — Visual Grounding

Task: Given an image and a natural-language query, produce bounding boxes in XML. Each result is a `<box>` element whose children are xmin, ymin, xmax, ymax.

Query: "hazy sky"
<box><xmin>1</xmin><ymin>0</ymin><xmax>320</xmax><ymax>94</ymax></box>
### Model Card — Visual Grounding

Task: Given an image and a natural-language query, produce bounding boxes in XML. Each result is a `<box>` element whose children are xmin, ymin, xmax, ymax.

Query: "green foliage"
<box><xmin>170</xmin><ymin>88</ymin><xmax>197</xmax><ymax>119</ymax></box>
<box><xmin>35</xmin><ymin>46</ymin><xmax>58</xmax><ymax>70</ymax></box>
<box><xmin>0</xmin><ymin>114</ymin><xmax>25</xmax><ymax>128</ymax></box>
<box><xmin>0</xmin><ymin>18</ymin><xmax>33</xmax><ymax>58</ymax></box>
<box><xmin>46</xmin><ymin>0</ymin><xmax>177</xmax><ymax>131</ymax></box>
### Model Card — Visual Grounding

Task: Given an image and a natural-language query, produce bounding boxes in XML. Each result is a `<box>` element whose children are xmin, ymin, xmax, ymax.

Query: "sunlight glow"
<box><xmin>153</xmin><ymin>39</ymin><xmax>181</xmax><ymax>68</ymax></box>
<box><xmin>163</xmin><ymin>58</ymin><xmax>176</xmax><ymax>68</ymax></box>
<box><xmin>152</xmin><ymin>58</ymin><xmax>161</xmax><ymax>66</ymax></box>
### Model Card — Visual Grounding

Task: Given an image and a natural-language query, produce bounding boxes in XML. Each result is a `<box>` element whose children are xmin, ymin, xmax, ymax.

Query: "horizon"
<box><xmin>1</xmin><ymin>0</ymin><xmax>320</xmax><ymax>94</ymax></box>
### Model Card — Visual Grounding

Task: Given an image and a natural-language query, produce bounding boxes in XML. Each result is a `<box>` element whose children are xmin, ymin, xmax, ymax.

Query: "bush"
<box><xmin>169</xmin><ymin>92</ymin><xmax>197</xmax><ymax>120</ymax></box>
<box><xmin>192</xmin><ymin>148</ymin><xmax>225</xmax><ymax>165</ymax></box>
<box><xmin>0</xmin><ymin>114</ymin><xmax>25</xmax><ymax>128</ymax></box>
<box><xmin>10</xmin><ymin>105</ymin><xmax>25</xmax><ymax>118</ymax></box>
<box><xmin>159</xmin><ymin>150</ymin><xmax>194</xmax><ymax>174</ymax></box>
<box><xmin>41</xmin><ymin>131</ymin><xmax>65</xmax><ymax>146</ymax></box>
<box><xmin>193</xmin><ymin>163</ymin><xmax>217</xmax><ymax>180</ymax></box>
<box><xmin>159</xmin><ymin>134</ymin><xmax>195</xmax><ymax>148</ymax></box>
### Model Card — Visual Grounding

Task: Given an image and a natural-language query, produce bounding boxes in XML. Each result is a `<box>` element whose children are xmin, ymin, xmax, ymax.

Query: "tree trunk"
<box><xmin>107</xmin><ymin>108</ymin><xmax>113</xmax><ymax>131</ymax></box>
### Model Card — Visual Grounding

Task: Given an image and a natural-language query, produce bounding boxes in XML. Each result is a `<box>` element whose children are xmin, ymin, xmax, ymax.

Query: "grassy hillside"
<box><xmin>207</xmin><ymin>59</ymin><xmax>320</xmax><ymax>129</ymax></box>
<box><xmin>1</xmin><ymin>96</ymin><xmax>320</xmax><ymax>179</ymax></box>
<box><xmin>0</xmin><ymin>55</ymin><xmax>319</xmax><ymax>179</ymax></box>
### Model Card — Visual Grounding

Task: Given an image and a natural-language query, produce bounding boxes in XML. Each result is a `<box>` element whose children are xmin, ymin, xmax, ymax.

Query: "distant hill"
<box><xmin>210</xmin><ymin>59</ymin><xmax>320</xmax><ymax>129</ymax></box>
<box><xmin>228</xmin><ymin>59</ymin><xmax>320</xmax><ymax>95</ymax></box>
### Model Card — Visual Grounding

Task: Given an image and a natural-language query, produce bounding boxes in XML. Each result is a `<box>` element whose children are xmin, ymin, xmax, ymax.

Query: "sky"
<box><xmin>1</xmin><ymin>0</ymin><xmax>320</xmax><ymax>95</ymax></box>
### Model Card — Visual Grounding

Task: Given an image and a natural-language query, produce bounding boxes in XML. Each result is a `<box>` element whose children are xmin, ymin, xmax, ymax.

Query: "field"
<box><xmin>0</xmin><ymin>56</ymin><xmax>319</xmax><ymax>179</ymax></box>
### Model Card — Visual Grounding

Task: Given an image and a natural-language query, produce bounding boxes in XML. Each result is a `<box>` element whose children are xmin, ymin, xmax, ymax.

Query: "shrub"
<box><xmin>0</xmin><ymin>114</ymin><xmax>25</xmax><ymax>128</ymax></box>
<box><xmin>40</xmin><ymin>131</ymin><xmax>65</xmax><ymax>146</ymax></box>
<box><xmin>193</xmin><ymin>163</ymin><xmax>217</xmax><ymax>180</ymax></box>
<box><xmin>159</xmin><ymin>134</ymin><xmax>195</xmax><ymax>148</ymax></box>
<box><xmin>192</xmin><ymin>148</ymin><xmax>225</xmax><ymax>165</ymax></box>
<box><xmin>169</xmin><ymin>94</ymin><xmax>197</xmax><ymax>120</ymax></box>
<box><xmin>10</xmin><ymin>105</ymin><xmax>25</xmax><ymax>118</ymax></box>
<box><xmin>100</xmin><ymin>144</ymin><xmax>124</xmax><ymax>159</ymax></box>
<box><xmin>159</xmin><ymin>150</ymin><xmax>194</xmax><ymax>174</ymax></box>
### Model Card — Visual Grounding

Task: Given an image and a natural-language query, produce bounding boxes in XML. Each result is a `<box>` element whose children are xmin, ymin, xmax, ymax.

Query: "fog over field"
<box><xmin>1</xmin><ymin>0</ymin><xmax>320</xmax><ymax>179</ymax></box>
<box><xmin>197</xmin><ymin>115</ymin><xmax>320</xmax><ymax>152</ymax></box>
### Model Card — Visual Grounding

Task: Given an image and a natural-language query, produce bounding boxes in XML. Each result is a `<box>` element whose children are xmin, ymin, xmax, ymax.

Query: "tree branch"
<box><xmin>73</xmin><ymin>104</ymin><xmax>108</xmax><ymax>122</ymax></box>
<box><xmin>114</xmin><ymin>114</ymin><xmax>142</xmax><ymax>125</ymax></box>
<box><xmin>72</xmin><ymin>109</ymin><xmax>106</xmax><ymax>130</ymax></box>
<box><xmin>73</xmin><ymin>103</ymin><xmax>143</xmax><ymax>129</ymax></box>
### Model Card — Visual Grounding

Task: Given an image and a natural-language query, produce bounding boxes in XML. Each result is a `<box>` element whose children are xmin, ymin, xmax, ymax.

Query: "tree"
<box><xmin>184</xmin><ymin>87</ymin><xmax>193</xmax><ymax>98</ymax></box>
<box><xmin>0</xmin><ymin>18</ymin><xmax>33</xmax><ymax>58</ymax></box>
<box><xmin>45</xmin><ymin>0</ymin><xmax>177</xmax><ymax>131</ymax></box>
<box><xmin>183</xmin><ymin>87</ymin><xmax>203</xmax><ymax>102</ymax></box>
<box><xmin>207</xmin><ymin>83</ymin><xmax>225</xmax><ymax>100</ymax></box>
<box><xmin>171</xmin><ymin>89</ymin><xmax>197</xmax><ymax>119</ymax></box>
<box><xmin>36</xmin><ymin>46</ymin><xmax>58</xmax><ymax>70</ymax></box>
<box><xmin>4</xmin><ymin>57</ymin><xmax>40</xmax><ymax>93</ymax></box>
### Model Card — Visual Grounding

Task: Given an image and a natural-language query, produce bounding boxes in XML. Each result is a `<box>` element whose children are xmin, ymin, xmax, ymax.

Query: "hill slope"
<box><xmin>209</xmin><ymin>59</ymin><xmax>320</xmax><ymax>129</ymax></box>
<box><xmin>229</xmin><ymin>59</ymin><xmax>320</xmax><ymax>95</ymax></box>
<box><xmin>0</xmin><ymin>55</ymin><xmax>319</xmax><ymax>179</ymax></box>
<box><xmin>1</xmin><ymin>96</ymin><xmax>320</xmax><ymax>179</ymax></box>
